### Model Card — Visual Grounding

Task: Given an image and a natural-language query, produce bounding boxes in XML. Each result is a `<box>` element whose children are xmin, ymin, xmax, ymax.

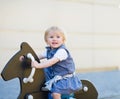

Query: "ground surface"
<box><xmin>0</xmin><ymin>70</ymin><xmax>120</xmax><ymax>99</ymax></box>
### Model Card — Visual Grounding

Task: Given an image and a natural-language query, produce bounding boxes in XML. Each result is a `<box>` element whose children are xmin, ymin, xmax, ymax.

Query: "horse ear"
<box><xmin>20</xmin><ymin>42</ymin><xmax>39</xmax><ymax>63</ymax></box>
<box><xmin>20</xmin><ymin>42</ymin><xmax>29</xmax><ymax>50</ymax></box>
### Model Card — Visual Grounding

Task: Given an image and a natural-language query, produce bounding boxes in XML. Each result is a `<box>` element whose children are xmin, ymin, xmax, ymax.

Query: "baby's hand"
<box><xmin>31</xmin><ymin>60</ymin><xmax>39</xmax><ymax>68</ymax></box>
<box><xmin>19</xmin><ymin>56</ymin><xmax>25</xmax><ymax>61</ymax></box>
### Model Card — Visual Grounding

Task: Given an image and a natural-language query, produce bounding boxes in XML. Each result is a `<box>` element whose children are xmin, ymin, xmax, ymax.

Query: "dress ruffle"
<box><xmin>51</xmin><ymin>75</ymin><xmax>82</xmax><ymax>94</ymax></box>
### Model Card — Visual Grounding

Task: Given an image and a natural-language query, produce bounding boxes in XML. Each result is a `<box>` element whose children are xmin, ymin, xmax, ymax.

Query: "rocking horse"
<box><xmin>1</xmin><ymin>42</ymin><xmax>98</xmax><ymax>99</ymax></box>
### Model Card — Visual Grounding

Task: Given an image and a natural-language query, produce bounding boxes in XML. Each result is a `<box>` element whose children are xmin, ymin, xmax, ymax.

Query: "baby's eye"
<box><xmin>57</xmin><ymin>36</ymin><xmax>60</xmax><ymax>38</ymax></box>
<box><xmin>50</xmin><ymin>36</ymin><xmax>54</xmax><ymax>38</ymax></box>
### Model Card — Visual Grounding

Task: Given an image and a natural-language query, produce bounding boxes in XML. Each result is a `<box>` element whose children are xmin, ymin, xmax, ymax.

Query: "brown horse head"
<box><xmin>1</xmin><ymin>42</ymin><xmax>47</xmax><ymax>99</ymax></box>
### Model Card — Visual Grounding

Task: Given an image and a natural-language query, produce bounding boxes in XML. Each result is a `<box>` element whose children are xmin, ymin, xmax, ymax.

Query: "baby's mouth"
<box><xmin>52</xmin><ymin>42</ymin><xmax>58</xmax><ymax>45</ymax></box>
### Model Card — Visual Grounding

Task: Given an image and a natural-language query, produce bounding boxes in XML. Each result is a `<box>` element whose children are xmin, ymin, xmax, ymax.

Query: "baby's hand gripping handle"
<box><xmin>23</xmin><ymin>53</ymin><xmax>36</xmax><ymax>83</ymax></box>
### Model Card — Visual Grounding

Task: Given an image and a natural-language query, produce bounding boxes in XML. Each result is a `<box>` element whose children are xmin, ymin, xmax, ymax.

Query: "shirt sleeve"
<box><xmin>54</xmin><ymin>49</ymin><xmax>68</xmax><ymax>61</ymax></box>
<box><xmin>40</xmin><ymin>50</ymin><xmax>47</xmax><ymax>58</ymax></box>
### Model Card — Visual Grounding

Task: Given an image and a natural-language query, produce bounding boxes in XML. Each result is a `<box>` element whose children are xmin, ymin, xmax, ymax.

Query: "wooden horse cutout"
<box><xmin>1</xmin><ymin>42</ymin><xmax>98</xmax><ymax>99</ymax></box>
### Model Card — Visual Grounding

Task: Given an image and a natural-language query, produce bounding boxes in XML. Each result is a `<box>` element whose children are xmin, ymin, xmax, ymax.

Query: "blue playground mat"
<box><xmin>0</xmin><ymin>70</ymin><xmax>120</xmax><ymax>99</ymax></box>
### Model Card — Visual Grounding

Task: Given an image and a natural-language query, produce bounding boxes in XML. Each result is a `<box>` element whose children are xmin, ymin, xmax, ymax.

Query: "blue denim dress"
<box><xmin>43</xmin><ymin>45</ymin><xmax>82</xmax><ymax>94</ymax></box>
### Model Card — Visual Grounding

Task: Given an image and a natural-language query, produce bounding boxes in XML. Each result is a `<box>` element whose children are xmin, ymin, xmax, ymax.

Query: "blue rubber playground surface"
<box><xmin>0</xmin><ymin>70</ymin><xmax>120</xmax><ymax>99</ymax></box>
<box><xmin>77</xmin><ymin>70</ymin><xmax>120</xmax><ymax>99</ymax></box>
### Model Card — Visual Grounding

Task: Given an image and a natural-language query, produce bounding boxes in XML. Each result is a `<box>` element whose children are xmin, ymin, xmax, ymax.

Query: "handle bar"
<box><xmin>23</xmin><ymin>53</ymin><xmax>36</xmax><ymax>83</ymax></box>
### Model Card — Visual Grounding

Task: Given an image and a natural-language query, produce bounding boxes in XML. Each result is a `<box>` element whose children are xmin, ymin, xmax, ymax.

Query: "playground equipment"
<box><xmin>1</xmin><ymin>42</ymin><xmax>98</xmax><ymax>99</ymax></box>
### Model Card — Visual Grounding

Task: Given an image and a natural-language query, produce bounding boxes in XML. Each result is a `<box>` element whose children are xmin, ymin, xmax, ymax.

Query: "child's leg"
<box><xmin>52</xmin><ymin>93</ymin><xmax>61</xmax><ymax>99</ymax></box>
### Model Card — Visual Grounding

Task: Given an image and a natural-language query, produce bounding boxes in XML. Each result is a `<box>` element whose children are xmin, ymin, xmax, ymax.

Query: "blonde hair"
<box><xmin>44</xmin><ymin>26</ymin><xmax>66</xmax><ymax>42</ymax></box>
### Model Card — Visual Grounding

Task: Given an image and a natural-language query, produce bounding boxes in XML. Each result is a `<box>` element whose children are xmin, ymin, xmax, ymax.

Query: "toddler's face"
<box><xmin>46</xmin><ymin>30</ymin><xmax>64</xmax><ymax>49</ymax></box>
